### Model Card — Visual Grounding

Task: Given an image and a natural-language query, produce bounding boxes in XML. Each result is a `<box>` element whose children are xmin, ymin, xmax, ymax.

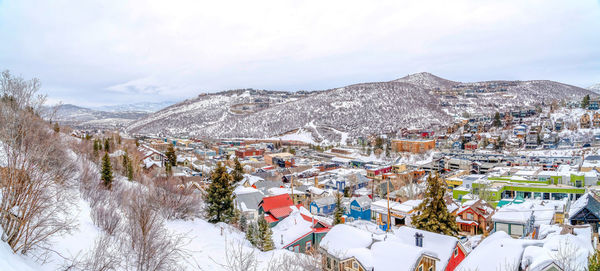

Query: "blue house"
<box><xmin>589</xmin><ymin>98</ymin><xmax>600</xmax><ymax>110</ymax></box>
<box><xmin>452</xmin><ymin>141</ymin><xmax>463</xmax><ymax>150</ymax></box>
<box><xmin>347</xmin><ymin>196</ymin><xmax>371</xmax><ymax>221</ymax></box>
<box><xmin>309</xmin><ymin>196</ymin><xmax>337</xmax><ymax>216</ymax></box>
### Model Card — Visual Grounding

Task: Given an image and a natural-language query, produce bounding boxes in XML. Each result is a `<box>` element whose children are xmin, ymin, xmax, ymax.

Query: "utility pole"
<box><xmin>386</xmin><ymin>178</ymin><xmax>391</xmax><ymax>232</ymax></box>
<box><xmin>291</xmin><ymin>174</ymin><xmax>295</xmax><ymax>204</ymax></box>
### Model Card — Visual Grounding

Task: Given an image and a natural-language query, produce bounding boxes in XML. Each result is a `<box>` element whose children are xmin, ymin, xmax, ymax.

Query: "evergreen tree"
<box><xmin>122</xmin><ymin>151</ymin><xmax>129</xmax><ymax>173</ymax></box>
<box><xmin>127</xmin><ymin>159</ymin><xmax>134</xmax><ymax>181</ymax></box>
<box><xmin>582</xmin><ymin>94</ymin><xmax>591</xmax><ymax>109</ymax></box>
<box><xmin>204</xmin><ymin>162</ymin><xmax>236</xmax><ymax>223</ymax></box>
<box><xmin>246</xmin><ymin>223</ymin><xmax>257</xmax><ymax>246</ymax></box>
<box><xmin>117</xmin><ymin>135</ymin><xmax>121</xmax><ymax>145</ymax></box>
<box><xmin>53</xmin><ymin>122</ymin><xmax>60</xmax><ymax>133</ymax></box>
<box><xmin>104</xmin><ymin>138</ymin><xmax>110</xmax><ymax>152</ymax></box>
<box><xmin>101</xmin><ymin>153</ymin><xmax>113</xmax><ymax>189</ymax></box>
<box><xmin>257</xmin><ymin>215</ymin><xmax>274</xmax><ymax>251</ymax></box>
<box><xmin>289</xmin><ymin>148</ymin><xmax>296</xmax><ymax>155</ymax></box>
<box><xmin>165</xmin><ymin>144</ymin><xmax>177</xmax><ymax>166</ymax></box>
<box><xmin>93</xmin><ymin>139</ymin><xmax>99</xmax><ymax>157</ymax></box>
<box><xmin>375</xmin><ymin>137</ymin><xmax>384</xmax><ymax>150</ymax></box>
<box><xmin>239</xmin><ymin>213</ymin><xmax>248</xmax><ymax>232</ymax></box>
<box><xmin>122</xmin><ymin>150</ymin><xmax>133</xmax><ymax>181</ymax></box>
<box><xmin>589</xmin><ymin>249</ymin><xmax>600</xmax><ymax>271</ymax></box>
<box><xmin>493</xmin><ymin>112</ymin><xmax>502</xmax><ymax>127</ymax></box>
<box><xmin>333</xmin><ymin>192</ymin><xmax>344</xmax><ymax>225</ymax></box>
<box><xmin>411</xmin><ymin>173</ymin><xmax>458</xmax><ymax>235</ymax></box>
<box><xmin>232</xmin><ymin>157</ymin><xmax>244</xmax><ymax>183</ymax></box>
<box><xmin>165</xmin><ymin>161</ymin><xmax>172</xmax><ymax>176</ymax></box>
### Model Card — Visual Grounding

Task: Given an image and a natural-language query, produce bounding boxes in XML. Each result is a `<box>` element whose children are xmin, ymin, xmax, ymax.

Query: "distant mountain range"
<box><xmin>125</xmin><ymin>72</ymin><xmax>593</xmax><ymax>143</ymax></box>
<box><xmin>50</xmin><ymin>101</ymin><xmax>176</xmax><ymax>129</ymax></box>
<box><xmin>91</xmin><ymin>101</ymin><xmax>177</xmax><ymax>113</ymax></box>
<box><xmin>588</xmin><ymin>83</ymin><xmax>600</xmax><ymax>94</ymax></box>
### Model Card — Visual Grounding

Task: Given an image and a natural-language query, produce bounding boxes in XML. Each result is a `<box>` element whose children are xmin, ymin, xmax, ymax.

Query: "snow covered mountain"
<box><xmin>588</xmin><ymin>83</ymin><xmax>600</xmax><ymax>95</ymax></box>
<box><xmin>50</xmin><ymin>104</ymin><xmax>149</xmax><ymax>129</ymax></box>
<box><xmin>126</xmin><ymin>72</ymin><xmax>593</xmax><ymax>143</ymax></box>
<box><xmin>92</xmin><ymin>101</ymin><xmax>177</xmax><ymax>113</ymax></box>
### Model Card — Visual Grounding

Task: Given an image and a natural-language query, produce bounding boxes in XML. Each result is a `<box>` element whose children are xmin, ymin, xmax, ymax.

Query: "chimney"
<box><xmin>415</xmin><ymin>233</ymin><xmax>423</xmax><ymax>247</ymax></box>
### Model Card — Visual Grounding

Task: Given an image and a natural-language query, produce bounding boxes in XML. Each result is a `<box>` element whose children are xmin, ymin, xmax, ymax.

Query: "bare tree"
<box><xmin>0</xmin><ymin>70</ymin><xmax>77</xmax><ymax>254</ymax></box>
<box><xmin>149</xmin><ymin>177</ymin><xmax>202</xmax><ymax>220</ymax></box>
<box><xmin>210</xmin><ymin>240</ymin><xmax>259</xmax><ymax>271</ymax></box>
<box><xmin>264</xmin><ymin>250</ymin><xmax>322</xmax><ymax>271</ymax></box>
<box><xmin>123</xmin><ymin>190</ymin><xmax>187</xmax><ymax>271</ymax></box>
<box><xmin>61</xmin><ymin>235</ymin><xmax>121</xmax><ymax>271</ymax></box>
<box><xmin>551</xmin><ymin>239</ymin><xmax>584</xmax><ymax>271</ymax></box>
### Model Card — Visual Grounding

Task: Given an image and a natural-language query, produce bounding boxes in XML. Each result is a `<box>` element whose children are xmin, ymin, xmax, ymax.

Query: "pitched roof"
<box><xmin>269</xmin><ymin>206</ymin><xmax>293</xmax><ymax>219</ymax></box>
<box><xmin>260</xmin><ymin>194</ymin><xmax>293</xmax><ymax>212</ymax></box>
<box><xmin>569</xmin><ymin>192</ymin><xmax>600</xmax><ymax>219</ymax></box>
<box><xmin>394</xmin><ymin>227</ymin><xmax>458</xmax><ymax>271</ymax></box>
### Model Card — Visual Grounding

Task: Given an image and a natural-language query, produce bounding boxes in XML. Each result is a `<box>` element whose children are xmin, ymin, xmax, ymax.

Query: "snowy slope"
<box><xmin>589</xmin><ymin>83</ymin><xmax>600</xmax><ymax>95</ymax></box>
<box><xmin>127</xmin><ymin>73</ymin><xmax>593</xmax><ymax>142</ymax></box>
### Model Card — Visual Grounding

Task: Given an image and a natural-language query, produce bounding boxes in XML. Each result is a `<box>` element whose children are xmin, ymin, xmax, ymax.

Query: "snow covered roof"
<box><xmin>393</xmin><ymin>227</ymin><xmax>458</xmax><ymax>271</ymax></box>
<box><xmin>272</xmin><ymin>210</ymin><xmax>313</xmax><ymax>249</ymax></box>
<box><xmin>456</xmin><ymin>231</ymin><xmax>537</xmax><ymax>271</ymax></box>
<box><xmin>313</xmin><ymin>196</ymin><xmax>336</xmax><ymax>207</ymax></box>
<box><xmin>319</xmin><ymin>224</ymin><xmax>374</xmax><ymax>259</ymax></box>
<box><xmin>568</xmin><ymin>192</ymin><xmax>600</xmax><ymax>218</ymax></box>
<box><xmin>371</xmin><ymin>199</ymin><xmax>422</xmax><ymax>214</ymax></box>
<box><xmin>321</xmin><ymin>224</ymin><xmax>440</xmax><ymax>271</ymax></box>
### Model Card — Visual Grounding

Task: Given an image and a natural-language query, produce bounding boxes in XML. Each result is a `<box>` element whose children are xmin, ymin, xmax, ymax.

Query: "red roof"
<box><xmin>260</xmin><ymin>194</ymin><xmax>293</xmax><ymax>212</ymax></box>
<box><xmin>269</xmin><ymin>206</ymin><xmax>293</xmax><ymax>219</ymax></box>
<box><xmin>265</xmin><ymin>214</ymin><xmax>278</xmax><ymax>223</ymax></box>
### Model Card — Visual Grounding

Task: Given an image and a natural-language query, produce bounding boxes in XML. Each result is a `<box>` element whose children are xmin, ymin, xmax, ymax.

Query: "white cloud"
<box><xmin>0</xmin><ymin>0</ymin><xmax>599</xmax><ymax>106</ymax></box>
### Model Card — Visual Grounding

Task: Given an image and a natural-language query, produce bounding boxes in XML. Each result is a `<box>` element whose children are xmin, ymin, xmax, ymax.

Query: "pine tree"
<box><xmin>411</xmin><ymin>173</ymin><xmax>458</xmax><ymax>235</ymax></box>
<box><xmin>493</xmin><ymin>112</ymin><xmax>502</xmax><ymax>127</ymax></box>
<box><xmin>53</xmin><ymin>122</ymin><xmax>60</xmax><ymax>133</ymax></box>
<box><xmin>104</xmin><ymin>138</ymin><xmax>110</xmax><ymax>152</ymax></box>
<box><xmin>204</xmin><ymin>162</ymin><xmax>236</xmax><ymax>223</ymax></box>
<box><xmin>589</xmin><ymin>249</ymin><xmax>600</xmax><ymax>271</ymax></box>
<box><xmin>257</xmin><ymin>215</ymin><xmax>274</xmax><ymax>251</ymax></box>
<box><xmin>239</xmin><ymin>213</ymin><xmax>248</xmax><ymax>232</ymax></box>
<box><xmin>582</xmin><ymin>94</ymin><xmax>591</xmax><ymax>109</ymax></box>
<box><xmin>246</xmin><ymin>223</ymin><xmax>257</xmax><ymax>246</ymax></box>
<box><xmin>333</xmin><ymin>192</ymin><xmax>344</xmax><ymax>225</ymax></box>
<box><xmin>165</xmin><ymin>144</ymin><xmax>177</xmax><ymax>166</ymax></box>
<box><xmin>165</xmin><ymin>161</ymin><xmax>172</xmax><ymax>176</ymax></box>
<box><xmin>101</xmin><ymin>153</ymin><xmax>113</xmax><ymax>189</ymax></box>
<box><xmin>93</xmin><ymin>139</ymin><xmax>99</xmax><ymax>157</ymax></box>
<box><xmin>127</xmin><ymin>159</ymin><xmax>134</xmax><ymax>181</ymax></box>
<box><xmin>122</xmin><ymin>150</ymin><xmax>133</xmax><ymax>181</ymax></box>
<box><xmin>232</xmin><ymin>157</ymin><xmax>244</xmax><ymax>183</ymax></box>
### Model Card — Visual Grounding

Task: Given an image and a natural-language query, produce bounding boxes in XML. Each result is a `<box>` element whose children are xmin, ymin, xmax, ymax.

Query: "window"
<box><xmin>327</xmin><ymin>257</ymin><xmax>331</xmax><ymax>269</ymax></box>
<box><xmin>496</xmin><ymin>223</ymin><xmax>509</xmax><ymax>234</ymax></box>
<box><xmin>418</xmin><ymin>265</ymin><xmax>423</xmax><ymax>271</ymax></box>
<box><xmin>429</xmin><ymin>267</ymin><xmax>433</xmax><ymax>271</ymax></box>
<box><xmin>466</xmin><ymin>213</ymin><xmax>474</xmax><ymax>220</ymax></box>
<box><xmin>353</xmin><ymin>262</ymin><xmax>358</xmax><ymax>269</ymax></box>
<box><xmin>288</xmin><ymin>247</ymin><xmax>294</xmax><ymax>251</ymax></box>
<box><xmin>510</xmin><ymin>224</ymin><xmax>524</xmax><ymax>236</ymax></box>
<box><xmin>305</xmin><ymin>241</ymin><xmax>312</xmax><ymax>251</ymax></box>
<box><xmin>454</xmin><ymin>248</ymin><xmax>459</xmax><ymax>257</ymax></box>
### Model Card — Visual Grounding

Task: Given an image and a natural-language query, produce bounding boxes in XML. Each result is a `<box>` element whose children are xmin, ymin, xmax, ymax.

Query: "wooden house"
<box><xmin>581</xmin><ymin>113</ymin><xmax>591</xmax><ymax>129</ymax></box>
<box><xmin>455</xmin><ymin>199</ymin><xmax>494</xmax><ymax>235</ymax></box>
<box><xmin>319</xmin><ymin>224</ymin><xmax>440</xmax><ymax>271</ymax></box>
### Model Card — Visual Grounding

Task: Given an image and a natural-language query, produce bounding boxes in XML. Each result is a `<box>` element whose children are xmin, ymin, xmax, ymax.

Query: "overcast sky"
<box><xmin>1</xmin><ymin>0</ymin><xmax>599</xmax><ymax>107</ymax></box>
